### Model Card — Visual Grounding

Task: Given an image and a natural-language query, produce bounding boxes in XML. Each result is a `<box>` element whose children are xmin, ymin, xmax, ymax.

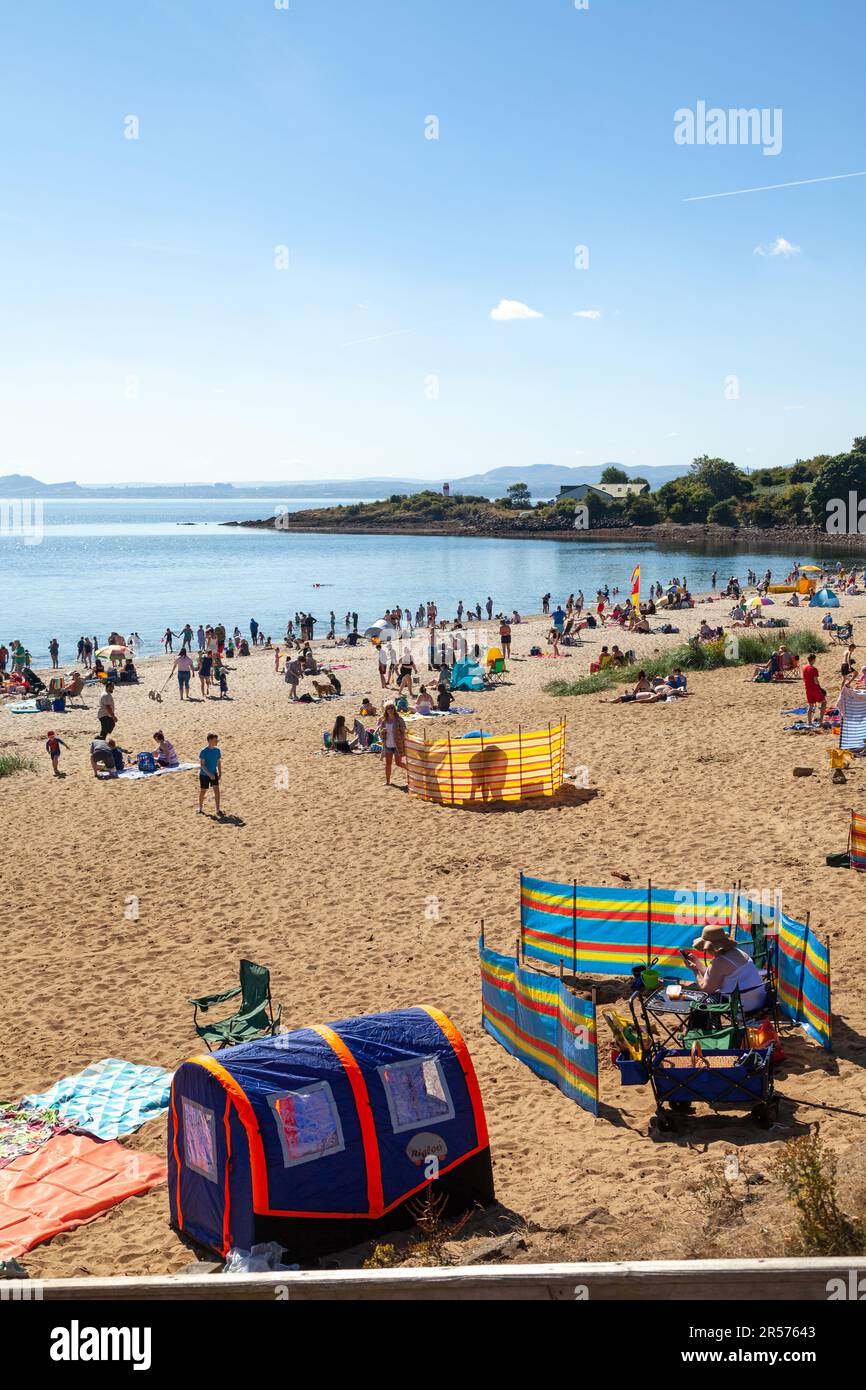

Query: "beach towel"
<box><xmin>782</xmin><ymin>706</ymin><xmax>841</xmax><ymax>718</ymax></box>
<box><xmin>21</xmin><ymin>1058</ymin><xmax>172</xmax><ymax>1140</ymax></box>
<box><xmin>0</xmin><ymin>1134</ymin><xmax>166</xmax><ymax>1259</ymax></box>
<box><xmin>95</xmin><ymin>761</ymin><xmax>198</xmax><ymax>782</ymax></box>
<box><xmin>0</xmin><ymin>1104</ymin><xmax>70</xmax><ymax>1170</ymax></box>
<box><xmin>837</xmin><ymin>687</ymin><xmax>866</xmax><ymax>752</ymax></box>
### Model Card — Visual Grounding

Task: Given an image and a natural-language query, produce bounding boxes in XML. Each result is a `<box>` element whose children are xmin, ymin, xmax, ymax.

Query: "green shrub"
<box><xmin>545</xmin><ymin>629</ymin><xmax>824</xmax><ymax>697</ymax></box>
<box><xmin>707</xmin><ymin>497</ymin><xmax>740</xmax><ymax>526</ymax></box>
<box><xmin>0</xmin><ymin>751</ymin><xmax>36</xmax><ymax>778</ymax></box>
<box><xmin>772</xmin><ymin>1133</ymin><xmax>866</xmax><ymax>1257</ymax></box>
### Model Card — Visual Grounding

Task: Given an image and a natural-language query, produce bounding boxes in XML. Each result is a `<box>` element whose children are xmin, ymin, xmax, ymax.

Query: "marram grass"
<box><xmin>544</xmin><ymin>628</ymin><xmax>826</xmax><ymax>697</ymax></box>
<box><xmin>0</xmin><ymin>750</ymin><xmax>37</xmax><ymax>778</ymax></box>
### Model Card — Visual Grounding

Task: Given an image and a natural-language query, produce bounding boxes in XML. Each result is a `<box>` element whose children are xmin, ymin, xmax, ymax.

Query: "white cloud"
<box><xmin>754</xmin><ymin>236</ymin><xmax>800</xmax><ymax>257</ymax></box>
<box><xmin>573</xmin><ymin>308</ymin><xmax>602</xmax><ymax>320</ymax></box>
<box><xmin>489</xmin><ymin>298</ymin><xmax>543</xmax><ymax>321</ymax></box>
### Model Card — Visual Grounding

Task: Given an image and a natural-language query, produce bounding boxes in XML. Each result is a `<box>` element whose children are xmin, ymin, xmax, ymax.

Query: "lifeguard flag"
<box><xmin>630</xmin><ymin>564</ymin><xmax>640</xmax><ymax>612</ymax></box>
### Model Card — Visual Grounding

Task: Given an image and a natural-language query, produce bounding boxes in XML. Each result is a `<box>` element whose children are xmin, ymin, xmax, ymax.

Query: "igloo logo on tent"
<box><xmin>406</xmin><ymin>1132</ymin><xmax>448</xmax><ymax>1167</ymax></box>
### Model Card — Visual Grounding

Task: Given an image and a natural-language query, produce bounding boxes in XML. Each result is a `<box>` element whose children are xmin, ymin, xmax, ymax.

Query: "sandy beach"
<box><xmin>3</xmin><ymin>589</ymin><xmax>866</xmax><ymax>1275</ymax></box>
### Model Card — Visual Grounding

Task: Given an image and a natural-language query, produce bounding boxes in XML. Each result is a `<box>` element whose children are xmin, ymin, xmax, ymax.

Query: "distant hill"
<box><xmin>448</xmin><ymin>464</ymin><xmax>688</xmax><ymax>493</ymax></box>
<box><xmin>0</xmin><ymin>473</ymin><xmax>88</xmax><ymax>496</ymax></box>
<box><xmin>0</xmin><ymin>463</ymin><xmax>689</xmax><ymax>500</ymax></box>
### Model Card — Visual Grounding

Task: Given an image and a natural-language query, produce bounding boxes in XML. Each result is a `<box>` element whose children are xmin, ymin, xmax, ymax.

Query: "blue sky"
<box><xmin>1</xmin><ymin>0</ymin><xmax>864</xmax><ymax>484</ymax></box>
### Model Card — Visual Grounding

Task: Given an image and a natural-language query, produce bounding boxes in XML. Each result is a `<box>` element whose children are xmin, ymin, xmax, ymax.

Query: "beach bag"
<box><xmin>35</xmin><ymin>697</ymin><xmax>51</xmax><ymax>711</ymax></box>
<box><xmin>136</xmin><ymin>751</ymin><xmax>157</xmax><ymax>774</ymax></box>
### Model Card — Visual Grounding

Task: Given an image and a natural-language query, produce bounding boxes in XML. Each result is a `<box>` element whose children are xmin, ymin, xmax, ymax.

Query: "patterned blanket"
<box><xmin>0</xmin><ymin>1104</ymin><xmax>69</xmax><ymax>1170</ymax></box>
<box><xmin>21</xmin><ymin>1058</ymin><xmax>173</xmax><ymax>1140</ymax></box>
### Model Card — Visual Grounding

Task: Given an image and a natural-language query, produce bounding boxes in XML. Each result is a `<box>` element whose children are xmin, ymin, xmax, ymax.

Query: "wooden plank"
<box><xmin>30</xmin><ymin>1257</ymin><xmax>866</xmax><ymax>1301</ymax></box>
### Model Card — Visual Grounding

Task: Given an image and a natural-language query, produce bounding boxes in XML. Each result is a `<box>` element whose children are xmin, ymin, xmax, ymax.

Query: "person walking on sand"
<box><xmin>285</xmin><ymin>653</ymin><xmax>302</xmax><ymax>700</ymax></box>
<box><xmin>97</xmin><ymin>681</ymin><xmax>116</xmax><ymax>738</ymax></box>
<box><xmin>45</xmin><ymin>730</ymin><xmax>69</xmax><ymax>776</ymax></box>
<box><xmin>377</xmin><ymin>641</ymin><xmax>389</xmax><ymax>689</ymax></box>
<box><xmin>172</xmin><ymin>648</ymin><xmax>194</xmax><ymax>700</ymax></box>
<box><xmin>198</xmin><ymin>733</ymin><xmax>223</xmax><ymax>817</ymax></box>
<box><xmin>802</xmin><ymin>653</ymin><xmax>828</xmax><ymax>729</ymax></box>
<box><xmin>377</xmin><ymin>703</ymin><xmax>407</xmax><ymax>787</ymax></box>
<box><xmin>198</xmin><ymin>648</ymin><xmax>213</xmax><ymax>698</ymax></box>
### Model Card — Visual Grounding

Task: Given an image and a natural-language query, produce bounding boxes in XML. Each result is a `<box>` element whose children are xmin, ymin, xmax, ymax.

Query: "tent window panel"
<box><xmin>182</xmin><ymin>1097</ymin><xmax>218</xmax><ymax>1184</ymax></box>
<box><xmin>268</xmin><ymin>1083</ymin><xmax>345</xmax><ymax>1169</ymax></box>
<box><xmin>379</xmin><ymin>1056</ymin><xmax>456</xmax><ymax>1134</ymax></box>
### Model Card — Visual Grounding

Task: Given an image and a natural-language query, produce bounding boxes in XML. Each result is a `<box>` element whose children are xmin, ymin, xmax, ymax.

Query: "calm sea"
<box><xmin>0</xmin><ymin>497</ymin><xmax>837</xmax><ymax>665</ymax></box>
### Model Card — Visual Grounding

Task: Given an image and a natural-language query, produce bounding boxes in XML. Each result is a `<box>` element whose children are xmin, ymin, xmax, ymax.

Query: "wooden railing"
<box><xmin>27</xmin><ymin>1257</ymin><xmax>866</xmax><ymax>1301</ymax></box>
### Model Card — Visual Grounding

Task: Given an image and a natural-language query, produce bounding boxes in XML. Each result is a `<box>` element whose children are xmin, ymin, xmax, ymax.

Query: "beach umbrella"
<box><xmin>745</xmin><ymin>596</ymin><xmax>764</xmax><ymax>608</ymax></box>
<box><xmin>96</xmin><ymin>644</ymin><xmax>132</xmax><ymax>660</ymax></box>
<box><xmin>800</xmin><ymin>565</ymin><xmax>824</xmax><ymax>574</ymax></box>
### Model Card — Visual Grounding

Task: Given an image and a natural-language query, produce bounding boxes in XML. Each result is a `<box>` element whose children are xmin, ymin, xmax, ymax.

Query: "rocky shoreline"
<box><xmin>226</xmin><ymin>512</ymin><xmax>866</xmax><ymax>552</ymax></box>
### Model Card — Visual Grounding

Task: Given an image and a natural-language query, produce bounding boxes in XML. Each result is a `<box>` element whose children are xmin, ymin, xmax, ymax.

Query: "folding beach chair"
<box><xmin>488</xmin><ymin>657</ymin><xmax>508</xmax><ymax>683</ymax></box>
<box><xmin>190</xmin><ymin>959</ymin><xmax>281</xmax><ymax>1051</ymax></box>
<box><xmin>682</xmin><ymin>986</ymin><xmax>746</xmax><ymax>1050</ymax></box>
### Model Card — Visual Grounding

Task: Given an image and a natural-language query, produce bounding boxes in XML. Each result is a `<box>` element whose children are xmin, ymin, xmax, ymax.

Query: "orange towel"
<box><xmin>0</xmin><ymin>1132</ymin><xmax>166</xmax><ymax>1259</ymax></box>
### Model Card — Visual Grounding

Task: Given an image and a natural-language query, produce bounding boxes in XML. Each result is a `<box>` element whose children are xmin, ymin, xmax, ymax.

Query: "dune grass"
<box><xmin>0</xmin><ymin>750</ymin><xmax>37</xmax><ymax>778</ymax></box>
<box><xmin>544</xmin><ymin>628</ymin><xmax>827</xmax><ymax>697</ymax></box>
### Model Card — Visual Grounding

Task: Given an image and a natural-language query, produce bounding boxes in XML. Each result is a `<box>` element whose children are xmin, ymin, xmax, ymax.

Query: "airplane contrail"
<box><xmin>684</xmin><ymin>170</ymin><xmax>866</xmax><ymax>202</ymax></box>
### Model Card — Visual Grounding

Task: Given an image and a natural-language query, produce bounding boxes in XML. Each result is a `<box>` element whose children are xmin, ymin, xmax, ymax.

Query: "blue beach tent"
<box><xmin>168</xmin><ymin>1006</ymin><xmax>493</xmax><ymax>1259</ymax></box>
<box><xmin>451</xmin><ymin>658</ymin><xmax>486</xmax><ymax>691</ymax></box>
<box><xmin>809</xmin><ymin>588</ymin><xmax>840</xmax><ymax>608</ymax></box>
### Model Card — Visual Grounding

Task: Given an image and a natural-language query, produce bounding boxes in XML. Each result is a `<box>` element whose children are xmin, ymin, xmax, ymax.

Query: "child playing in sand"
<box><xmin>45</xmin><ymin>730</ymin><xmax>69</xmax><ymax>776</ymax></box>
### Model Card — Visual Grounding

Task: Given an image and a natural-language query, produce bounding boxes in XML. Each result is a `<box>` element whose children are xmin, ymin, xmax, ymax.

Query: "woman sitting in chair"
<box><xmin>682</xmin><ymin>926</ymin><xmax>766</xmax><ymax>1013</ymax></box>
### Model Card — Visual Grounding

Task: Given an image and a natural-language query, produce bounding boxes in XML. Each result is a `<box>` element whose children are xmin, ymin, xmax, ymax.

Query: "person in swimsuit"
<box><xmin>198</xmin><ymin>651</ymin><xmax>213</xmax><ymax>698</ymax></box>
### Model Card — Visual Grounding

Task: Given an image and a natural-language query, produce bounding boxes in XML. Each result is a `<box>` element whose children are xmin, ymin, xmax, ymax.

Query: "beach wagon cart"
<box><xmin>645</xmin><ymin>1043</ymin><xmax>777</xmax><ymax>1131</ymax></box>
<box><xmin>618</xmin><ymin>988</ymin><xmax>778</xmax><ymax>1130</ymax></box>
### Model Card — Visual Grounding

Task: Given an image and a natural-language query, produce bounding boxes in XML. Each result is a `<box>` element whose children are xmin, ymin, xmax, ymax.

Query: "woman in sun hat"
<box><xmin>683</xmin><ymin>925</ymin><xmax>766</xmax><ymax>1012</ymax></box>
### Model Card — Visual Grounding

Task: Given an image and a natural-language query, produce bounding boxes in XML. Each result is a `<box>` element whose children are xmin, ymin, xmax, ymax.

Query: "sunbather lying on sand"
<box><xmin>600</xmin><ymin>672</ymin><xmax>687</xmax><ymax>704</ymax></box>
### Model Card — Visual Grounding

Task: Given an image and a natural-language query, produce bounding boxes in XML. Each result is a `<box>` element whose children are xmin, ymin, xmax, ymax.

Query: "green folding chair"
<box><xmin>682</xmin><ymin>986</ymin><xmax>746</xmax><ymax>1050</ymax></box>
<box><xmin>489</xmin><ymin>658</ymin><xmax>508</xmax><ymax>683</ymax></box>
<box><xmin>190</xmin><ymin>959</ymin><xmax>281</xmax><ymax>1051</ymax></box>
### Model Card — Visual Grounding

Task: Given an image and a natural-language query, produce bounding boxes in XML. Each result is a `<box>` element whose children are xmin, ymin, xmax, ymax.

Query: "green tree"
<box><xmin>776</xmin><ymin>484</ymin><xmax>810</xmax><ymax>524</ymax></box>
<box><xmin>600</xmin><ymin>465</ymin><xmax>629</xmax><ymax>484</ymax></box>
<box><xmin>707</xmin><ymin>497</ymin><xmax>740</xmax><ymax>526</ymax></box>
<box><xmin>809</xmin><ymin>439</ymin><xmax>866</xmax><ymax>529</ymax></box>
<box><xmin>506</xmin><ymin>482</ymin><xmax>532</xmax><ymax>508</ymax></box>
<box><xmin>623</xmin><ymin>492</ymin><xmax>662</xmax><ymax>525</ymax></box>
<box><xmin>689</xmin><ymin>455</ymin><xmax>751</xmax><ymax>500</ymax></box>
<box><xmin>666</xmin><ymin>482</ymin><xmax>715</xmax><ymax>523</ymax></box>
